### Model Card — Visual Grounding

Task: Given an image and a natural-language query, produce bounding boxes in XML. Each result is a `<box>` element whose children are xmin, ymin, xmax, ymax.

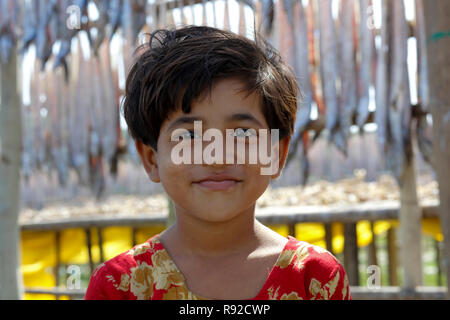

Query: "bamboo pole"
<box><xmin>387</xmin><ymin>227</ymin><xmax>398</xmax><ymax>286</ymax></box>
<box><xmin>422</xmin><ymin>0</ymin><xmax>450</xmax><ymax>298</ymax></box>
<box><xmin>0</xmin><ymin>43</ymin><xmax>23</xmax><ymax>300</ymax></box>
<box><xmin>343</xmin><ymin>222</ymin><xmax>359</xmax><ymax>286</ymax></box>
<box><xmin>398</xmin><ymin>157</ymin><xmax>423</xmax><ymax>289</ymax></box>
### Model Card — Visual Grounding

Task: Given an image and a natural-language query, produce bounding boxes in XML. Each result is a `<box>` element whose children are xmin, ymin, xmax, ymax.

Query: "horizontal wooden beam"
<box><xmin>19</xmin><ymin>200</ymin><xmax>439</xmax><ymax>232</ymax></box>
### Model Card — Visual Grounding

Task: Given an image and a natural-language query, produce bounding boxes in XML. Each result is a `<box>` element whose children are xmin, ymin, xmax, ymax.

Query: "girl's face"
<box><xmin>136</xmin><ymin>78</ymin><xmax>290</xmax><ymax>223</ymax></box>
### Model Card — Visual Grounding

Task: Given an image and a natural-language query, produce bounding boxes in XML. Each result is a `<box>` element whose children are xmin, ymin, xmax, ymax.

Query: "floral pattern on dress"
<box><xmin>85</xmin><ymin>235</ymin><xmax>351</xmax><ymax>300</ymax></box>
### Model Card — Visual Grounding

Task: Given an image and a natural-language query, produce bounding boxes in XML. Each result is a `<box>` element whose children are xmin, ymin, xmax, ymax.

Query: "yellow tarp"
<box><xmin>22</xmin><ymin>219</ymin><xmax>443</xmax><ymax>300</ymax></box>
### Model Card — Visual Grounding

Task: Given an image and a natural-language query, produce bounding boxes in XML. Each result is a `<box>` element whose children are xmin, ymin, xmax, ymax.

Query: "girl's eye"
<box><xmin>233</xmin><ymin>128</ymin><xmax>257</xmax><ymax>138</ymax></box>
<box><xmin>177</xmin><ymin>130</ymin><xmax>201</xmax><ymax>140</ymax></box>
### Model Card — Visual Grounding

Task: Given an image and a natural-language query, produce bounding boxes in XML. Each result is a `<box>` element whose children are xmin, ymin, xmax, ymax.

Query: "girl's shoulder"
<box><xmin>85</xmin><ymin>234</ymin><xmax>164</xmax><ymax>300</ymax></box>
<box><xmin>270</xmin><ymin>236</ymin><xmax>351</xmax><ymax>300</ymax></box>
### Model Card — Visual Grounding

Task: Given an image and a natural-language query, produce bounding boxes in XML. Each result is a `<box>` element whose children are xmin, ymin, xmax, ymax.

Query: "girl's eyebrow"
<box><xmin>227</xmin><ymin>113</ymin><xmax>264</xmax><ymax>127</ymax></box>
<box><xmin>166</xmin><ymin>113</ymin><xmax>263</xmax><ymax>132</ymax></box>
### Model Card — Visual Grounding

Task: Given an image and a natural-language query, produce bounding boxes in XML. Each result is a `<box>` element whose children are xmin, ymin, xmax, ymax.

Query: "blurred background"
<box><xmin>0</xmin><ymin>0</ymin><xmax>449</xmax><ymax>300</ymax></box>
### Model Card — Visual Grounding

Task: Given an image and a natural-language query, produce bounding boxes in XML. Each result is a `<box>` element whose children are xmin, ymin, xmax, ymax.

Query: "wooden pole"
<box><xmin>0</xmin><ymin>44</ymin><xmax>23</xmax><ymax>300</ymax></box>
<box><xmin>398</xmin><ymin>157</ymin><xmax>423</xmax><ymax>289</ymax></box>
<box><xmin>387</xmin><ymin>227</ymin><xmax>398</xmax><ymax>286</ymax></box>
<box><xmin>422</xmin><ymin>0</ymin><xmax>450</xmax><ymax>297</ymax></box>
<box><xmin>344</xmin><ymin>222</ymin><xmax>359</xmax><ymax>286</ymax></box>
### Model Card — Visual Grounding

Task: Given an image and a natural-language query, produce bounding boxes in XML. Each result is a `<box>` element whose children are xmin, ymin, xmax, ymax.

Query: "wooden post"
<box><xmin>435</xmin><ymin>239</ymin><xmax>442</xmax><ymax>286</ymax></box>
<box><xmin>422</xmin><ymin>0</ymin><xmax>450</xmax><ymax>297</ymax></box>
<box><xmin>387</xmin><ymin>227</ymin><xmax>398</xmax><ymax>286</ymax></box>
<box><xmin>343</xmin><ymin>222</ymin><xmax>359</xmax><ymax>286</ymax></box>
<box><xmin>288</xmin><ymin>223</ymin><xmax>296</xmax><ymax>238</ymax></box>
<box><xmin>0</xmin><ymin>44</ymin><xmax>23</xmax><ymax>300</ymax></box>
<box><xmin>324</xmin><ymin>223</ymin><xmax>333</xmax><ymax>255</ymax></box>
<box><xmin>398</xmin><ymin>157</ymin><xmax>423</xmax><ymax>289</ymax></box>
<box><xmin>97</xmin><ymin>228</ymin><xmax>104</xmax><ymax>263</ymax></box>
<box><xmin>54</xmin><ymin>231</ymin><xmax>61</xmax><ymax>288</ymax></box>
<box><xmin>85</xmin><ymin>229</ymin><xmax>94</xmax><ymax>275</ymax></box>
<box><xmin>368</xmin><ymin>221</ymin><xmax>378</xmax><ymax>267</ymax></box>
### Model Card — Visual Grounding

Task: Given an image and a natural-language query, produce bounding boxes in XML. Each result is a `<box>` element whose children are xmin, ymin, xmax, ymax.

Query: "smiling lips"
<box><xmin>193</xmin><ymin>174</ymin><xmax>243</xmax><ymax>191</ymax></box>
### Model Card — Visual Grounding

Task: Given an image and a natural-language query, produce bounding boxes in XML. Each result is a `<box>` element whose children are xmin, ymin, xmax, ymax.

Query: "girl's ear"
<box><xmin>271</xmin><ymin>136</ymin><xmax>291</xmax><ymax>180</ymax></box>
<box><xmin>135</xmin><ymin>140</ymin><xmax>160</xmax><ymax>183</ymax></box>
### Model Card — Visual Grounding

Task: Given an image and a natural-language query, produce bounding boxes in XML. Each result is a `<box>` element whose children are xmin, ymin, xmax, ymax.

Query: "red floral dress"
<box><xmin>85</xmin><ymin>234</ymin><xmax>351</xmax><ymax>300</ymax></box>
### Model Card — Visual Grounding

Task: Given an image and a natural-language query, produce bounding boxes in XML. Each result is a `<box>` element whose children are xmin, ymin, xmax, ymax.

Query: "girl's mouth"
<box><xmin>193</xmin><ymin>179</ymin><xmax>241</xmax><ymax>191</ymax></box>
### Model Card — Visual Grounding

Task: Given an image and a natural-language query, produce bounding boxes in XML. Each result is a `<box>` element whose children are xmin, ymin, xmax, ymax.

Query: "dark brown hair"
<box><xmin>122</xmin><ymin>25</ymin><xmax>299</xmax><ymax>151</ymax></box>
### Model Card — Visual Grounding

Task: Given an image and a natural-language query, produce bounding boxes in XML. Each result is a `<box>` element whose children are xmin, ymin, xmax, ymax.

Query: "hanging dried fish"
<box><xmin>54</xmin><ymin>0</ymin><xmax>89</xmax><ymax>70</ymax></box>
<box><xmin>91</xmin><ymin>0</ymin><xmax>110</xmax><ymax>55</ymax></box>
<box><xmin>386</xmin><ymin>0</ymin><xmax>412</xmax><ymax>184</ymax></box>
<box><xmin>159</xmin><ymin>0</ymin><xmax>167</xmax><ymax>28</ymax></box>
<box><xmin>29</xmin><ymin>60</ymin><xmax>46</xmax><ymax>171</ymax></box>
<box><xmin>201</xmin><ymin>0</ymin><xmax>207</xmax><ymax>26</ymax></box>
<box><xmin>89</xmin><ymin>56</ymin><xmax>106</xmax><ymax>198</ymax></box>
<box><xmin>308</xmin><ymin>0</ymin><xmax>325</xmax><ymax>118</ymax></box>
<box><xmin>337</xmin><ymin>0</ymin><xmax>358</xmax><ymax>155</ymax></box>
<box><xmin>178</xmin><ymin>0</ymin><xmax>188</xmax><ymax>26</ymax></box>
<box><xmin>356</xmin><ymin>0</ymin><xmax>374</xmax><ymax>128</ymax></box>
<box><xmin>318</xmin><ymin>0</ymin><xmax>341</xmax><ymax>151</ymax></box>
<box><xmin>166</xmin><ymin>0</ymin><xmax>175</xmax><ymax>27</ymax></box>
<box><xmin>0</xmin><ymin>0</ymin><xmax>18</xmax><ymax>64</ymax></box>
<box><xmin>69</xmin><ymin>37</ymin><xmax>89</xmax><ymax>185</ymax></box>
<box><xmin>375</xmin><ymin>0</ymin><xmax>389</xmax><ymax>156</ymax></box>
<box><xmin>283</xmin><ymin>0</ymin><xmax>313</xmax><ymax>164</ymax></box>
<box><xmin>130</xmin><ymin>0</ymin><xmax>147</xmax><ymax>45</ymax></box>
<box><xmin>189</xmin><ymin>0</ymin><xmax>195</xmax><ymax>26</ymax></box>
<box><xmin>146</xmin><ymin>0</ymin><xmax>157</xmax><ymax>30</ymax></box>
<box><xmin>239</xmin><ymin>1</ymin><xmax>246</xmax><ymax>36</ymax></box>
<box><xmin>98</xmin><ymin>41</ymin><xmax>118</xmax><ymax>170</ymax></box>
<box><xmin>414</xmin><ymin>0</ymin><xmax>433</xmax><ymax>167</ymax></box>
<box><xmin>21</xmin><ymin>0</ymin><xmax>39</xmax><ymax>54</ymax></box>
<box><xmin>260</xmin><ymin>0</ymin><xmax>274</xmax><ymax>37</ymax></box>
<box><xmin>36</xmin><ymin>0</ymin><xmax>58</xmax><ymax>70</ymax></box>
<box><xmin>51</xmin><ymin>65</ymin><xmax>70</xmax><ymax>186</ymax></box>
<box><xmin>211</xmin><ymin>0</ymin><xmax>217</xmax><ymax>28</ymax></box>
<box><xmin>109</xmin><ymin>0</ymin><xmax>123</xmax><ymax>39</ymax></box>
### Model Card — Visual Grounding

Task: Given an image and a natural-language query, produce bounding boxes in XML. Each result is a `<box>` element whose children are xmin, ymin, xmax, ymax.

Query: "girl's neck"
<box><xmin>162</xmin><ymin>203</ymin><xmax>265</xmax><ymax>258</ymax></box>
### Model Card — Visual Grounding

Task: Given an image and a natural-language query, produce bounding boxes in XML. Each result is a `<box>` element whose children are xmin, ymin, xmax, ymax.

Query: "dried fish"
<box><xmin>375</xmin><ymin>0</ymin><xmax>389</xmax><ymax>156</ymax></box>
<box><xmin>189</xmin><ymin>0</ymin><xmax>195</xmax><ymax>26</ymax></box>
<box><xmin>178</xmin><ymin>0</ymin><xmax>188</xmax><ymax>26</ymax></box>
<box><xmin>146</xmin><ymin>0</ymin><xmax>157</xmax><ymax>30</ymax></box>
<box><xmin>337</xmin><ymin>0</ymin><xmax>358</xmax><ymax>154</ymax></box>
<box><xmin>260</xmin><ymin>0</ymin><xmax>274</xmax><ymax>37</ymax></box>
<box><xmin>239</xmin><ymin>1</ymin><xmax>246</xmax><ymax>36</ymax></box>
<box><xmin>318</xmin><ymin>0</ymin><xmax>340</xmax><ymax>149</ymax></box>
<box><xmin>21</xmin><ymin>0</ymin><xmax>39</xmax><ymax>54</ymax></box>
<box><xmin>130</xmin><ymin>0</ymin><xmax>147</xmax><ymax>45</ymax></box>
<box><xmin>211</xmin><ymin>0</ymin><xmax>217</xmax><ymax>28</ymax></box>
<box><xmin>414</xmin><ymin>0</ymin><xmax>433</xmax><ymax>167</ymax></box>
<box><xmin>223</xmin><ymin>0</ymin><xmax>230</xmax><ymax>31</ymax></box>
<box><xmin>0</xmin><ymin>0</ymin><xmax>17</xmax><ymax>64</ymax></box>
<box><xmin>202</xmin><ymin>0</ymin><xmax>207</xmax><ymax>26</ymax></box>
<box><xmin>356</xmin><ymin>0</ymin><xmax>374</xmax><ymax>128</ymax></box>
<box><xmin>283</xmin><ymin>0</ymin><xmax>313</xmax><ymax>164</ymax></box>
<box><xmin>109</xmin><ymin>0</ymin><xmax>123</xmax><ymax>39</ymax></box>
<box><xmin>36</xmin><ymin>0</ymin><xmax>58</xmax><ymax>70</ymax></box>
<box><xmin>97</xmin><ymin>41</ymin><xmax>118</xmax><ymax>168</ymax></box>
<box><xmin>91</xmin><ymin>0</ymin><xmax>110</xmax><ymax>55</ymax></box>
<box><xmin>69</xmin><ymin>37</ymin><xmax>89</xmax><ymax>185</ymax></box>
<box><xmin>386</xmin><ymin>0</ymin><xmax>412</xmax><ymax>183</ymax></box>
